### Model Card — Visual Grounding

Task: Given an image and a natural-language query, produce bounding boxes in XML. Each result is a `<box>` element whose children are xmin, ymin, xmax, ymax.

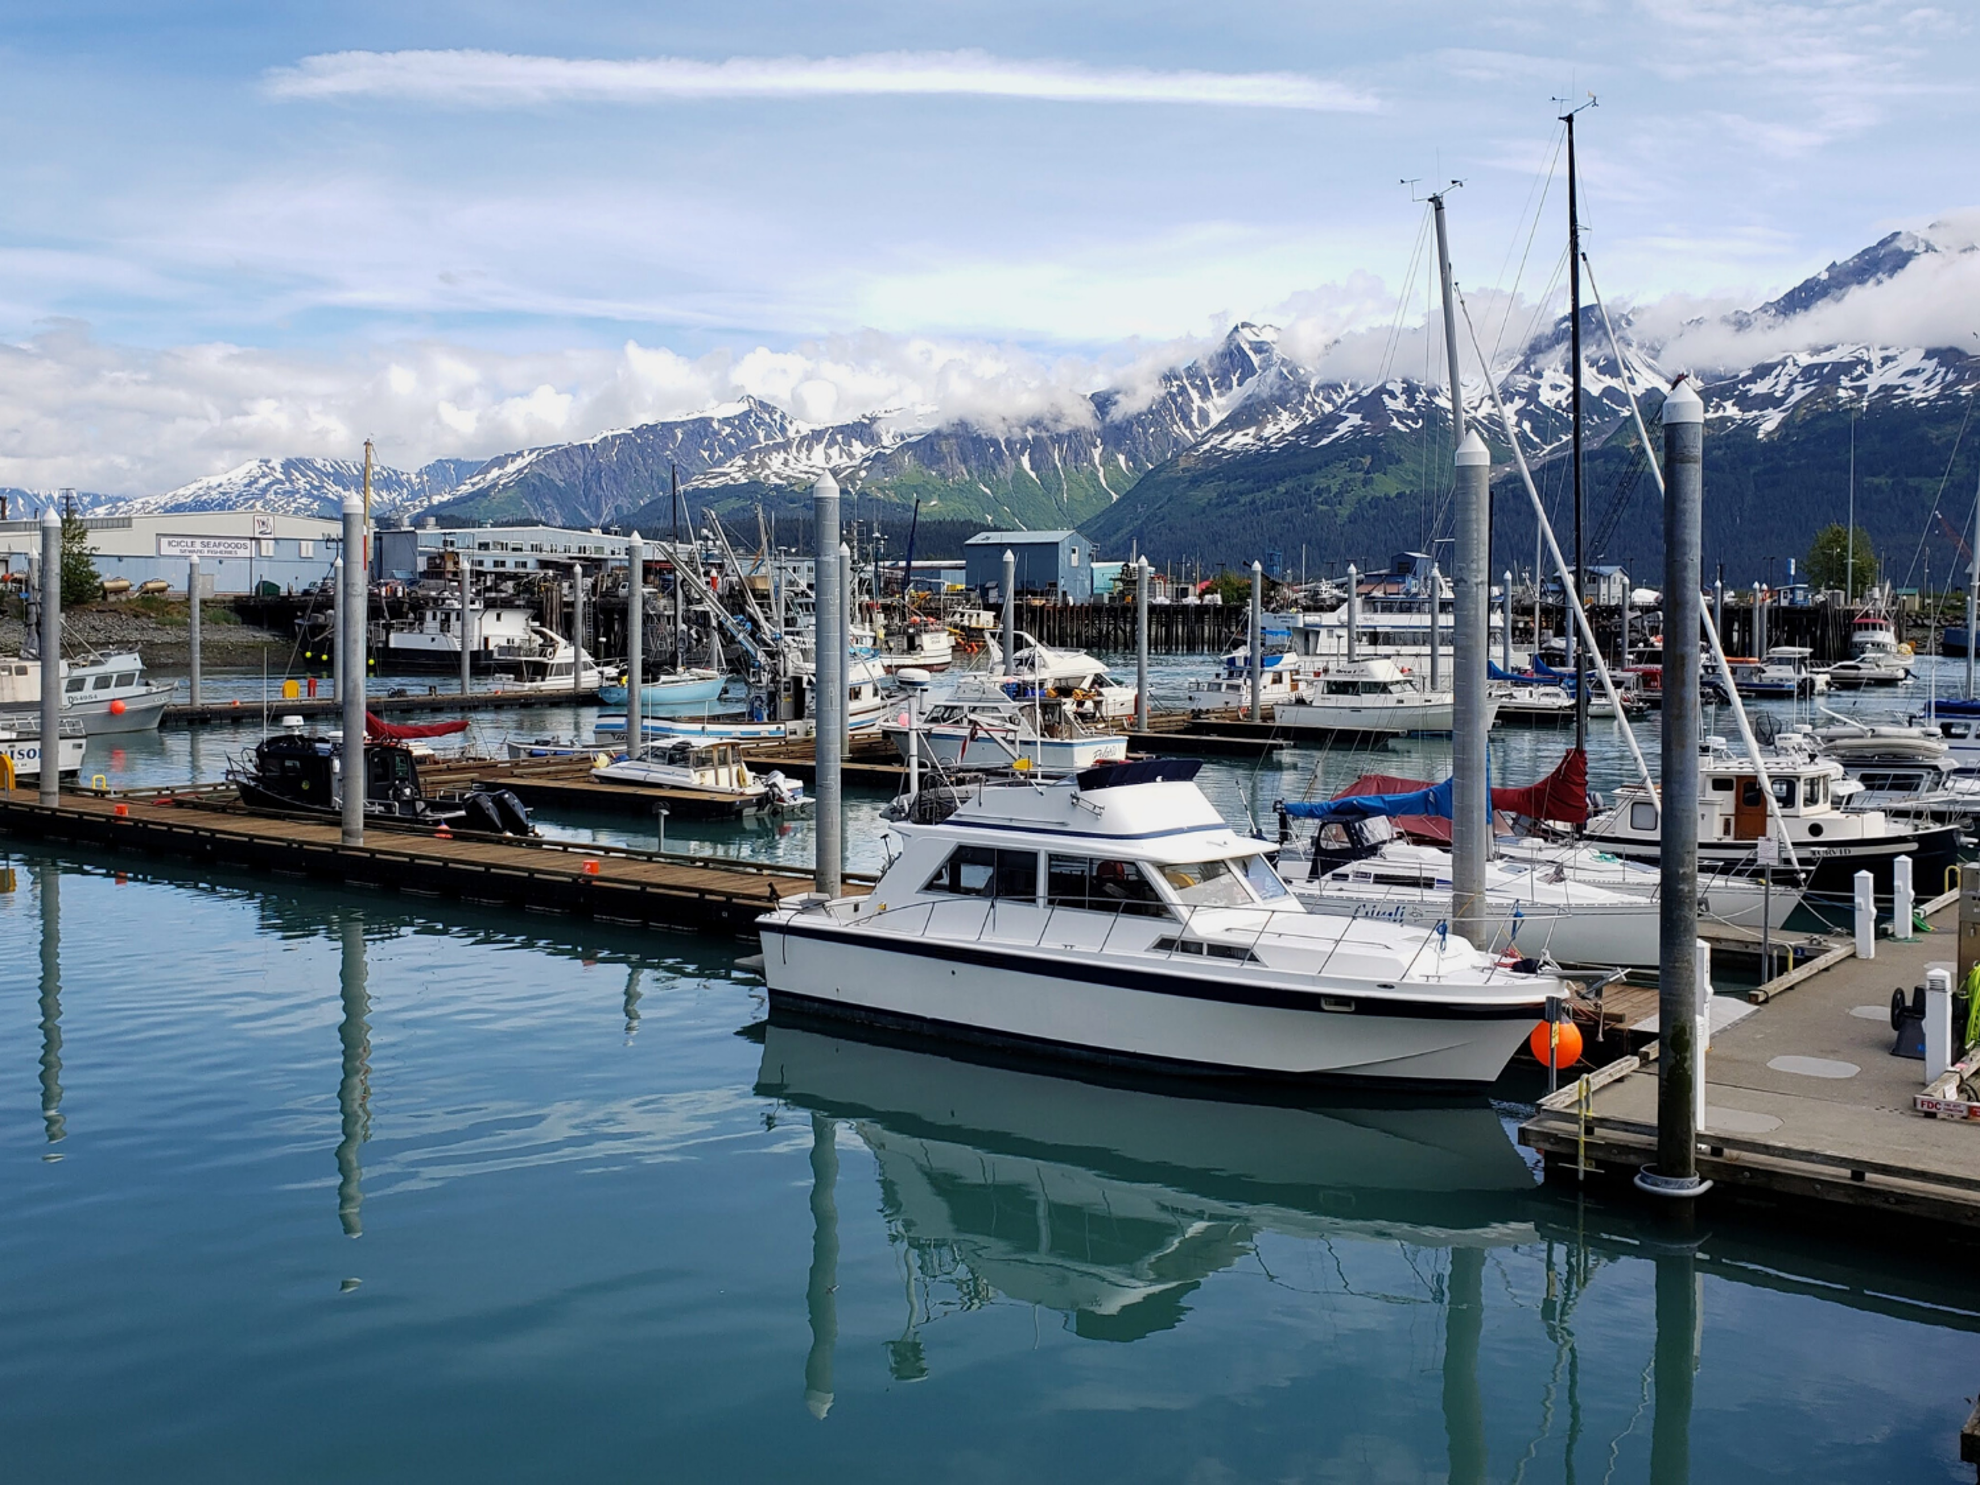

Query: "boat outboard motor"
<box><xmin>488</xmin><ymin>788</ymin><xmax>533</xmax><ymax>836</ymax></box>
<box><xmin>459</xmin><ymin>793</ymin><xmax>506</xmax><ymax>835</ymax></box>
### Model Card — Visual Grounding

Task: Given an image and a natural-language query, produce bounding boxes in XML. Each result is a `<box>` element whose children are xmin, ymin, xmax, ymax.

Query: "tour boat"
<box><xmin>754</xmin><ymin>759</ymin><xmax>1562</xmax><ymax>1086</ymax></box>
<box><xmin>590</xmin><ymin>738</ymin><xmax>807</xmax><ymax>813</ymax></box>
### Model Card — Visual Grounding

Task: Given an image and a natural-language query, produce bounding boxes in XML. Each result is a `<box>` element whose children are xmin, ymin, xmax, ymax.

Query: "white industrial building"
<box><xmin>0</xmin><ymin>510</ymin><xmax>346</xmax><ymax>596</ymax></box>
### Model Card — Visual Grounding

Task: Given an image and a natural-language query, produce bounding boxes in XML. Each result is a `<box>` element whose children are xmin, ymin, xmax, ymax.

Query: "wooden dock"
<box><xmin>164</xmin><ymin>687</ymin><xmax>601</xmax><ymax>728</ymax></box>
<box><xmin>0</xmin><ymin>786</ymin><xmax>862</xmax><ymax>937</ymax></box>
<box><xmin>1522</xmin><ymin>898</ymin><xmax>1980</xmax><ymax>1229</ymax></box>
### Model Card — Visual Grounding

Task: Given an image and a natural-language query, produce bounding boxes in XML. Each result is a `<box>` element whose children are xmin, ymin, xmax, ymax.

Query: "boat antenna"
<box><xmin>1554</xmin><ymin>94</ymin><xmax>1596</xmax><ymax>752</ymax></box>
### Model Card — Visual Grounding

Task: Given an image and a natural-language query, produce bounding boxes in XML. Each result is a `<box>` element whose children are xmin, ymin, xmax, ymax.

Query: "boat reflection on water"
<box><xmin>755</xmin><ymin>1015</ymin><xmax>1540</xmax><ymax>1362</ymax></box>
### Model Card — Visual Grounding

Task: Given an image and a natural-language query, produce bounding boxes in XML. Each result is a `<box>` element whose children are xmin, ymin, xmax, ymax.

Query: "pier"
<box><xmin>1523</xmin><ymin>894</ymin><xmax>1980</xmax><ymax>1229</ymax></box>
<box><xmin>0</xmin><ymin>784</ymin><xmax>863</xmax><ymax>935</ymax></box>
<box><xmin>162</xmin><ymin>686</ymin><xmax>602</xmax><ymax>728</ymax></box>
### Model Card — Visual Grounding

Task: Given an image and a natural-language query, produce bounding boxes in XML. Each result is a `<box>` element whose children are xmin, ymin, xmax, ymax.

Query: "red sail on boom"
<box><xmin>366</xmin><ymin>712</ymin><xmax>471</xmax><ymax>741</ymax></box>
<box><xmin>1327</xmin><ymin>749</ymin><xmax>1589</xmax><ymax>841</ymax></box>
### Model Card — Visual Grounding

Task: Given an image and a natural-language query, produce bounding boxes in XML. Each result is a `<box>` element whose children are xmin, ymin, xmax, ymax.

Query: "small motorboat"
<box><xmin>596</xmin><ymin>666</ymin><xmax>727</xmax><ymax>706</ymax></box>
<box><xmin>229</xmin><ymin>718</ymin><xmax>535</xmax><ymax>835</ymax></box>
<box><xmin>591</xmin><ymin>738</ymin><xmax>808</xmax><ymax>813</ymax></box>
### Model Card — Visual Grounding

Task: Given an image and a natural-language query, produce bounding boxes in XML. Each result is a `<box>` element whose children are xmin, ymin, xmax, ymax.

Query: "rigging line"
<box><xmin>1492</xmin><ymin>122</ymin><xmax>1566</xmax><ymax>336</ymax></box>
<box><xmin>1378</xmin><ymin>207</ymin><xmax>1435</xmax><ymax>386</ymax></box>
<box><xmin>1492</xmin><ymin>124</ymin><xmax>1567</xmax><ymax>366</ymax></box>
<box><xmin>1896</xmin><ymin>390</ymin><xmax>1977</xmax><ymax>593</ymax></box>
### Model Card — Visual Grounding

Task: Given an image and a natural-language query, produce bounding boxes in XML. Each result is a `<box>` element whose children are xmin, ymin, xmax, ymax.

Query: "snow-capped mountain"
<box><xmin>97</xmin><ymin>456</ymin><xmax>481</xmax><ymax>521</ymax></box>
<box><xmin>70</xmin><ymin>223</ymin><xmax>1980</xmax><ymax>582</ymax></box>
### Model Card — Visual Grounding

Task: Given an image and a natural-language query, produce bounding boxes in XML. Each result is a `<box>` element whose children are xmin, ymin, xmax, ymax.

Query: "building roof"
<box><xmin>963</xmin><ymin>530</ymin><xmax>1078</xmax><ymax>546</ymax></box>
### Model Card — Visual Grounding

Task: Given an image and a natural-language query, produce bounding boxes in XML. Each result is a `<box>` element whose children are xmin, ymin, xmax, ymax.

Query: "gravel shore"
<box><xmin>0</xmin><ymin>600</ymin><xmax>290</xmax><ymax>668</ymax></box>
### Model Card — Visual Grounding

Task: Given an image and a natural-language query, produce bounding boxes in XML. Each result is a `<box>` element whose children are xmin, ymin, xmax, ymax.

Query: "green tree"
<box><xmin>1805</xmin><ymin>523</ymin><xmax>1876</xmax><ymax>597</ymax></box>
<box><xmin>59</xmin><ymin>515</ymin><xmax>100</xmax><ymax>607</ymax></box>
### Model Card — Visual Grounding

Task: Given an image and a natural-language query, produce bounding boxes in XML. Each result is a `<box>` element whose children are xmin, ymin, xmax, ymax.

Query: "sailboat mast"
<box><xmin>1967</xmin><ymin>462</ymin><xmax>1979</xmax><ymax>701</ymax></box>
<box><xmin>1430</xmin><ymin>187</ymin><xmax>1465</xmax><ymax>690</ymax></box>
<box><xmin>1563</xmin><ymin>106</ymin><xmax>1589</xmax><ymax>750</ymax></box>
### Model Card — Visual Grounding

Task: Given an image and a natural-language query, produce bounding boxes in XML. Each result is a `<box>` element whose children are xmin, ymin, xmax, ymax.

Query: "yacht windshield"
<box><xmin>1155</xmin><ymin>859</ymin><xmax>1255</xmax><ymax>909</ymax></box>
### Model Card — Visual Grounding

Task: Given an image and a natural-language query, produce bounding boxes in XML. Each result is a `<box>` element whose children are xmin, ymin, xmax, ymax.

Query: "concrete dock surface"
<box><xmin>1525</xmin><ymin>899</ymin><xmax>1980</xmax><ymax>1227</ymax></box>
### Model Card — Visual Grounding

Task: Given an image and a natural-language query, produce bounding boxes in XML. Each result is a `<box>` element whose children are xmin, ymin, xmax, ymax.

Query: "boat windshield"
<box><xmin>1154</xmin><ymin>858</ymin><xmax>1256</xmax><ymax>909</ymax></box>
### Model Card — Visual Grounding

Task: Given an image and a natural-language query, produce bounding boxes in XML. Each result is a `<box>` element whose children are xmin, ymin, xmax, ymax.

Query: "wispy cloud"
<box><xmin>261</xmin><ymin>48</ymin><xmax>1377</xmax><ymax>112</ymax></box>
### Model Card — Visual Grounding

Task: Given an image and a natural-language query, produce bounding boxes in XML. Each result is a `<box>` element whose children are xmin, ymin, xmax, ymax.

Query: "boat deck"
<box><xmin>1522</xmin><ymin>896</ymin><xmax>1980</xmax><ymax>1227</ymax></box>
<box><xmin>0</xmin><ymin>785</ymin><xmax>864</xmax><ymax>937</ymax></box>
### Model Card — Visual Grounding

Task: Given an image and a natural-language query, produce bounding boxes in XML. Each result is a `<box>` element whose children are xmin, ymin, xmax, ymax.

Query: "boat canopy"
<box><xmin>1280</xmin><ymin>750</ymin><xmax>1588</xmax><ymax>833</ymax></box>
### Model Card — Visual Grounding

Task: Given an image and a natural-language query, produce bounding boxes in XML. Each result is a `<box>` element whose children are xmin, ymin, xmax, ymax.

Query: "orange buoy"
<box><xmin>109</xmin><ymin>698</ymin><xmax>126</xmax><ymax>716</ymax></box>
<box><xmin>1529</xmin><ymin>1018</ymin><xmax>1584</xmax><ymax>1070</ymax></box>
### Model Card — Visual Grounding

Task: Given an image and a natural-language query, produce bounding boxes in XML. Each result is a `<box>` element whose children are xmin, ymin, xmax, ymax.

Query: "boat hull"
<box><xmin>66</xmin><ymin>685</ymin><xmax>175</xmax><ymax>733</ymax></box>
<box><xmin>757</xmin><ymin>920</ymin><xmax>1547</xmax><ymax>1087</ymax></box>
<box><xmin>880</xmin><ymin>723</ymin><xmax>1127</xmax><ymax>775</ymax></box>
<box><xmin>596</xmin><ymin>675</ymin><xmax>727</xmax><ymax>706</ymax></box>
<box><xmin>0</xmin><ymin>735</ymin><xmax>87</xmax><ymax>778</ymax></box>
<box><xmin>1290</xmin><ymin>892</ymin><xmax>1662</xmax><ymax>969</ymax></box>
<box><xmin>1579</xmin><ymin>825</ymin><xmax>1961</xmax><ymax>903</ymax></box>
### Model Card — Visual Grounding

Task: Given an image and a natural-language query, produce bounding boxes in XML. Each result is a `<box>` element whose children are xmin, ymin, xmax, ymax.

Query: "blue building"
<box><xmin>963</xmin><ymin>530</ymin><xmax>1093</xmax><ymax>603</ymax></box>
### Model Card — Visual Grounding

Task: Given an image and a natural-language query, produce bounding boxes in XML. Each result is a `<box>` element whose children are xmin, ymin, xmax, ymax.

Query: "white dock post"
<box><xmin>1001</xmin><ymin>549</ymin><xmax>1016</xmax><ymax>673</ymax></box>
<box><xmin>459</xmin><ymin>557</ymin><xmax>473</xmax><ymax>697</ymax></box>
<box><xmin>1926</xmin><ymin>966</ymin><xmax>1954</xmax><ymax>1082</ymax></box>
<box><xmin>1451</xmin><ymin>431</ymin><xmax>1492</xmax><ymax>947</ymax></box>
<box><xmin>339</xmin><ymin>491</ymin><xmax>366</xmax><ymax>846</ymax></box>
<box><xmin>626</xmin><ymin>533</ymin><xmax>644</xmax><ymax>750</ymax></box>
<box><xmin>1249</xmin><ymin>560</ymin><xmax>1264</xmax><ymax>722</ymax></box>
<box><xmin>1135</xmin><ymin>556</ymin><xmax>1150</xmax><ymax>733</ymax></box>
<box><xmin>1694</xmin><ymin>938</ymin><xmax>1712</xmax><ymax>1132</ymax></box>
<box><xmin>1853</xmin><ymin>869</ymin><xmax>1877</xmax><ymax>959</ymax></box>
<box><xmin>37</xmin><ymin>507</ymin><xmax>60</xmax><ymax>806</ymax></box>
<box><xmin>1502</xmin><ymin>569</ymin><xmax>1513</xmax><ymax>673</ymax></box>
<box><xmin>571</xmin><ymin>563</ymin><xmax>585</xmax><ymax>699</ymax></box>
<box><xmin>1345</xmin><ymin>565</ymin><xmax>1359</xmax><ymax>664</ymax></box>
<box><xmin>331</xmin><ymin>556</ymin><xmax>344</xmax><ymax>709</ymax></box>
<box><xmin>1428</xmin><ymin>562</ymin><xmax>1442</xmax><ymax>694</ymax></box>
<box><xmin>1892</xmin><ymin>854</ymin><xmax>1914</xmax><ymax>941</ymax></box>
<box><xmin>813</xmin><ymin>475</ymin><xmax>843</xmax><ymax>898</ymax></box>
<box><xmin>187</xmin><ymin>553</ymin><xmax>203</xmax><ymax>709</ymax></box>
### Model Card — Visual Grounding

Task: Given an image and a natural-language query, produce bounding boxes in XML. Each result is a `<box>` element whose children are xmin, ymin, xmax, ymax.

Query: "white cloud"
<box><xmin>263</xmin><ymin>48</ymin><xmax>1377</xmax><ymax>113</ymax></box>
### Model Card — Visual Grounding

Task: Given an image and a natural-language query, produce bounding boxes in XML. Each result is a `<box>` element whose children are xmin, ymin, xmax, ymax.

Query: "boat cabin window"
<box><xmin>1711</xmin><ymin>778</ymin><xmax>1733</xmax><ymax>792</ymax></box>
<box><xmin>1150</xmin><ymin>935</ymin><xmax>1259</xmax><ymax>963</ymax></box>
<box><xmin>1157</xmin><ymin>858</ymin><xmax>1255</xmax><ymax>909</ymax></box>
<box><xmin>1630</xmin><ymin>801</ymin><xmax>1658</xmax><ymax>832</ymax></box>
<box><xmin>1044</xmin><ymin>855</ymin><xmax>1168</xmax><ymax>916</ymax></box>
<box><xmin>922</xmin><ymin>845</ymin><xmax>1038</xmax><ymax>900</ymax></box>
<box><xmin>1805</xmin><ymin>776</ymin><xmax>1828</xmax><ymax>804</ymax></box>
<box><xmin>64</xmin><ymin>677</ymin><xmax>86</xmax><ymax>694</ymax></box>
<box><xmin>114</xmin><ymin>673</ymin><xmax>136</xmax><ymax>688</ymax></box>
<box><xmin>1242</xmin><ymin>855</ymin><xmax>1289</xmax><ymax>901</ymax></box>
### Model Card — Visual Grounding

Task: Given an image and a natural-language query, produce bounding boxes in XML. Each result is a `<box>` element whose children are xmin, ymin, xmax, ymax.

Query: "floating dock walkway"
<box><xmin>0</xmin><ymin>786</ymin><xmax>861</xmax><ymax>936</ymax></box>
<box><xmin>1523</xmin><ymin>894</ymin><xmax>1980</xmax><ymax>1228</ymax></box>
<box><xmin>163</xmin><ymin>687</ymin><xmax>602</xmax><ymax>728</ymax></box>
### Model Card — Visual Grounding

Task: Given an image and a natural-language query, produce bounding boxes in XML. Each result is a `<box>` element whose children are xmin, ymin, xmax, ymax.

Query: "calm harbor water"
<box><xmin>3</xmin><ymin>844</ymin><xmax>1978</xmax><ymax>1481</ymax></box>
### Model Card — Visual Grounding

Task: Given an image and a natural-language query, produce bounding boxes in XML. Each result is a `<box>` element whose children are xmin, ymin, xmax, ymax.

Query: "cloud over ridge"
<box><xmin>262</xmin><ymin>48</ymin><xmax>1377</xmax><ymax>113</ymax></box>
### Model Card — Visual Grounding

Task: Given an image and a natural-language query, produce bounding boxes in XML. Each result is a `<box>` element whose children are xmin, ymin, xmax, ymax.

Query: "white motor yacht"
<box><xmin>591</xmin><ymin>738</ymin><xmax>807</xmax><ymax>813</ymax></box>
<box><xmin>507</xmin><ymin>628</ymin><xmax>613</xmax><ymax>693</ymax></box>
<box><xmin>755</xmin><ymin>759</ymin><xmax>1562</xmax><ymax>1086</ymax></box>
<box><xmin>1275</xmin><ymin>658</ymin><xmax>1483</xmax><ymax>736</ymax></box>
<box><xmin>1005</xmin><ymin>635</ymin><xmax>1138</xmax><ymax>720</ymax></box>
<box><xmin>880</xmin><ymin>692</ymin><xmax>1127</xmax><ymax>777</ymax></box>
<box><xmin>0</xmin><ymin>716</ymin><xmax>87</xmax><ymax>780</ymax></box>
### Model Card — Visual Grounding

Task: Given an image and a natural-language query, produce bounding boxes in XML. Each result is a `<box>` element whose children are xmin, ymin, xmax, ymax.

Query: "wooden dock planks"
<box><xmin>0</xmin><ymin>787</ymin><xmax>862</xmax><ymax>937</ymax></box>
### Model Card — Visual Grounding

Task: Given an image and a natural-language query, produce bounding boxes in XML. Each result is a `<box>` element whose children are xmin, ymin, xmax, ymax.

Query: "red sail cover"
<box><xmin>366</xmin><ymin>711</ymin><xmax>471</xmax><ymax>741</ymax></box>
<box><xmin>1327</xmin><ymin>749</ymin><xmax>1588</xmax><ymax>840</ymax></box>
<box><xmin>1490</xmin><ymin>748</ymin><xmax>1588</xmax><ymax>824</ymax></box>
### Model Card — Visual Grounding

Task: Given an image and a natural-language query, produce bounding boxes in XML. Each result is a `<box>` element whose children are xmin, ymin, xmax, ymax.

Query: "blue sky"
<box><xmin>0</xmin><ymin>0</ymin><xmax>1974</xmax><ymax>492</ymax></box>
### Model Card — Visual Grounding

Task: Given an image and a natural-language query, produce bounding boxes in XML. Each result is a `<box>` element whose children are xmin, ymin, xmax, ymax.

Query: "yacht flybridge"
<box><xmin>755</xmin><ymin>760</ymin><xmax>1562</xmax><ymax>1086</ymax></box>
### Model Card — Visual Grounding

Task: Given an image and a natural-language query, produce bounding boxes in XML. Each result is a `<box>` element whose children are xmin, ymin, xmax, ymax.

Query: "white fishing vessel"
<box><xmin>1004</xmin><ymin>635</ymin><xmax>1138</xmax><ymax>720</ymax></box>
<box><xmin>0</xmin><ymin>717</ymin><xmax>87</xmax><ymax>780</ymax></box>
<box><xmin>591</xmin><ymin>738</ymin><xmax>807</xmax><ymax>813</ymax></box>
<box><xmin>1274</xmin><ymin>658</ymin><xmax>1478</xmax><ymax>736</ymax></box>
<box><xmin>0</xmin><ymin>651</ymin><xmax>175</xmax><ymax>733</ymax></box>
<box><xmin>876</xmin><ymin>616</ymin><xmax>955</xmax><ymax>673</ymax></box>
<box><xmin>1185</xmin><ymin>634</ymin><xmax>1315</xmax><ymax>711</ymax></box>
<box><xmin>507</xmin><ymin>629</ymin><xmax>613</xmax><ymax>693</ymax></box>
<box><xmin>755</xmin><ymin>759</ymin><xmax>1562</xmax><ymax>1086</ymax></box>
<box><xmin>1849</xmin><ymin>606</ymin><xmax>1914</xmax><ymax>674</ymax></box>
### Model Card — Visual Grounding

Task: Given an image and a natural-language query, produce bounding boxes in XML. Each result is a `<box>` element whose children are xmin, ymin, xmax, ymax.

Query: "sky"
<box><xmin>0</xmin><ymin>0</ymin><xmax>1975</xmax><ymax>494</ymax></box>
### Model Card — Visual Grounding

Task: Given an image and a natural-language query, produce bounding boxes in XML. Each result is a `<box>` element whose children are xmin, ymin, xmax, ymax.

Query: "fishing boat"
<box><xmin>229</xmin><ymin>717</ymin><xmax>535</xmax><ymax>836</ymax></box>
<box><xmin>1580</xmin><ymin>740</ymin><xmax>1958</xmax><ymax>899</ymax></box>
<box><xmin>1185</xmin><ymin>632</ymin><xmax>1315</xmax><ymax>711</ymax></box>
<box><xmin>876</xmin><ymin>617</ymin><xmax>956</xmax><ymax>673</ymax></box>
<box><xmin>590</xmin><ymin>738</ymin><xmax>807</xmax><ymax>813</ymax></box>
<box><xmin>754</xmin><ymin>758</ymin><xmax>1562</xmax><ymax>1086</ymax></box>
<box><xmin>1004</xmin><ymin>635</ymin><xmax>1138</xmax><ymax>720</ymax></box>
<box><xmin>507</xmin><ymin>629</ymin><xmax>614</xmax><ymax>693</ymax></box>
<box><xmin>0</xmin><ymin>651</ymin><xmax>175</xmax><ymax>733</ymax></box>
<box><xmin>1274</xmin><ymin>658</ymin><xmax>1474</xmax><ymax>736</ymax></box>
<box><xmin>0</xmin><ymin>717</ymin><xmax>86</xmax><ymax>780</ymax></box>
<box><xmin>615</xmin><ymin>656</ymin><xmax>892</xmax><ymax>742</ymax></box>
<box><xmin>1849</xmin><ymin>605</ymin><xmax>1914</xmax><ymax>674</ymax></box>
